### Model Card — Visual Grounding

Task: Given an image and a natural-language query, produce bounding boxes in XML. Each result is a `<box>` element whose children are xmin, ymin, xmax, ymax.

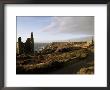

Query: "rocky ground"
<box><xmin>16</xmin><ymin>42</ymin><xmax>94</xmax><ymax>74</ymax></box>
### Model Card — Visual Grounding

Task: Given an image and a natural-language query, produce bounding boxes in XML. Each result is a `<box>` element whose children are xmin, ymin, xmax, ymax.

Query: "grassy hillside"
<box><xmin>16</xmin><ymin>42</ymin><xmax>94</xmax><ymax>74</ymax></box>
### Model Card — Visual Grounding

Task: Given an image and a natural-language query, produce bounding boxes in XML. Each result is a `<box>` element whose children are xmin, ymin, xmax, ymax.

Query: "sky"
<box><xmin>17</xmin><ymin>16</ymin><xmax>94</xmax><ymax>43</ymax></box>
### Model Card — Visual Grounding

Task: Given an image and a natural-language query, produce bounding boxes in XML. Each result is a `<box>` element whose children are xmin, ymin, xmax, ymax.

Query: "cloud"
<box><xmin>41</xmin><ymin>22</ymin><xmax>55</xmax><ymax>32</ymax></box>
<box><xmin>42</xmin><ymin>16</ymin><xmax>94</xmax><ymax>35</ymax></box>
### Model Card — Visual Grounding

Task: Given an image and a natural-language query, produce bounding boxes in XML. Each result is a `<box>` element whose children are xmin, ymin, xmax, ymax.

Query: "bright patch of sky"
<box><xmin>17</xmin><ymin>16</ymin><xmax>94</xmax><ymax>42</ymax></box>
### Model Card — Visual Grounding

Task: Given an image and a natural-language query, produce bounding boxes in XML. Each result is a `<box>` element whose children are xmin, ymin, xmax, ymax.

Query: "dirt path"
<box><xmin>50</xmin><ymin>52</ymin><xmax>94</xmax><ymax>74</ymax></box>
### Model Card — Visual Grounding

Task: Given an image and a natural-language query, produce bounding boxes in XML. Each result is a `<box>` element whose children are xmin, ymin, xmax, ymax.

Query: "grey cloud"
<box><xmin>42</xmin><ymin>16</ymin><xmax>94</xmax><ymax>35</ymax></box>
